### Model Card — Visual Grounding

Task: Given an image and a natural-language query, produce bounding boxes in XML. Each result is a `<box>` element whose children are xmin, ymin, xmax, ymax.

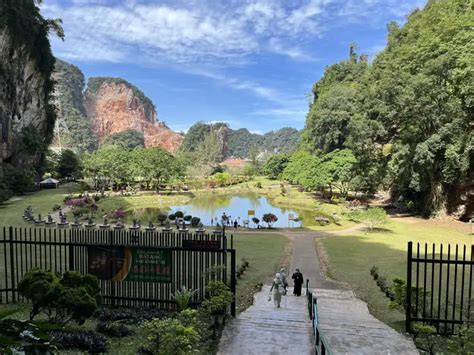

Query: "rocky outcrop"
<box><xmin>84</xmin><ymin>78</ymin><xmax>183</xmax><ymax>152</ymax></box>
<box><xmin>0</xmin><ymin>4</ymin><xmax>56</xmax><ymax>173</ymax></box>
<box><xmin>52</xmin><ymin>59</ymin><xmax>97</xmax><ymax>153</ymax></box>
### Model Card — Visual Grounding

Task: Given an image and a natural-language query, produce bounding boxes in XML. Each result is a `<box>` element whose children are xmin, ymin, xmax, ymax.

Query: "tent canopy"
<box><xmin>40</xmin><ymin>177</ymin><xmax>59</xmax><ymax>184</ymax></box>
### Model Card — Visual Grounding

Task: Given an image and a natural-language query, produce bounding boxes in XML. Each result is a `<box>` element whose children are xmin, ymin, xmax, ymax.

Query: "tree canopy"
<box><xmin>101</xmin><ymin>129</ymin><xmax>145</xmax><ymax>150</ymax></box>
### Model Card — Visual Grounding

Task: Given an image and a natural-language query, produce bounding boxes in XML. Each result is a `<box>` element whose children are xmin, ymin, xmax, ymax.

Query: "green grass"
<box><xmin>0</xmin><ymin>183</ymin><xmax>81</xmax><ymax>227</ymax></box>
<box><xmin>233</xmin><ymin>233</ymin><xmax>290</xmax><ymax>313</ymax></box>
<box><xmin>319</xmin><ymin>218</ymin><xmax>473</xmax><ymax>331</ymax></box>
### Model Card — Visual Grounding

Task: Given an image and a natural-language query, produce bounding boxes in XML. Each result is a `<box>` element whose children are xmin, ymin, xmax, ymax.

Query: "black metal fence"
<box><xmin>406</xmin><ymin>241</ymin><xmax>473</xmax><ymax>334</ymax></box>
<box><xmin>0</xmin><ymin>227</ymin><xmax>236</xmax><ymax>315</ymax></box>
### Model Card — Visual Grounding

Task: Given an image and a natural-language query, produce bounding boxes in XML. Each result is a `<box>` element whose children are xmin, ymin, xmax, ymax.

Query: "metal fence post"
<box><xmin>406</xmin><ymin>241</ymin><xmax>413</xmax><ymax>333</ymax></box>
<box><xmin>8</xmin><ymin>226</ymin><xmax>16</xmax><ymax>303</ymax></box>
<box><xmin>68</xmin><ymin>229</ymin><xmax>74</xmax><ymax>271</ymax></box>
<box><xmin>230</xmin><ymin>248</ymin><xmax>236</xmax><ymax>317</ymax></box>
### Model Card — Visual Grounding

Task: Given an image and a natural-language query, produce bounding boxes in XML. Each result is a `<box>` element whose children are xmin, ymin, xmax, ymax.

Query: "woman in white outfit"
<box><xmin>269</xmin><ymin>273</ymin><xmax>286</xmax><ymax>307</ymax></box>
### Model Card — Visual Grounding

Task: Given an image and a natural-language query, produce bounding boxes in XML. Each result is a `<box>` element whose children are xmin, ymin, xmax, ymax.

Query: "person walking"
<box><xmin>269</xmin><ymin>273</ymin><xmax>286</xmax><ymax>308</ymax></box>
<box><xmin>279</xmin><ymin>268</ymin><xmax>288</xmax><ymax>289</ymax></box>
<box><xmin>292</xmin><ymin>268</ymin><xmax>304</xmax><ymax>296</ymax></box>
<box><xmin>234</xmin><ymin>220</ymin><xmax>238</xmax><ymax>229</ymax></box>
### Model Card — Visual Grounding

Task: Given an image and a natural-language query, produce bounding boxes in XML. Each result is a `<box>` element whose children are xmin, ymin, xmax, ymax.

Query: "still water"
<box><xmin>126</xmin><ymin>193</ymin><xmax>314</xmax><ymax>228</ymax></box>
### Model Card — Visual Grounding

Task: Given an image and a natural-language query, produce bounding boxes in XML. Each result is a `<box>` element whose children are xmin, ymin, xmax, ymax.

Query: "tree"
<box><xmin>57</xmin><ymin>149</ymin><xmax>82</xmax><ymax>180</ymax></box>
<box><xmin>264</xmin><ymin>153</ymin><xmax>290</xmax><ymax>180</ymax></box>
<box><xmin>262</xmin><ymin>213</ymin><xmax>278</xmax><ymax>228</ymax></box>
<box><xmin>101</xmin><ymin>129</ymin><xmax>145</xmax><ymax>150</ymax></box>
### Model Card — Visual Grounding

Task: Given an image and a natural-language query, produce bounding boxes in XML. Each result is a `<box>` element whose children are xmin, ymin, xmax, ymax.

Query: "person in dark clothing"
<box><xmin>234</xmin><ymin>220</ymin><xmax>238</xmax><ymax>229</ymax></box>
<box><xmin>292</xmin><ymin>268</ymin><xmax>304</xmax><ymax>296</ymax></box>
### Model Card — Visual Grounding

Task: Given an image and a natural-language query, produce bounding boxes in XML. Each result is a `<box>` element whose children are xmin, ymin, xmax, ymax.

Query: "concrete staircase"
<box><xmin>313</xmin><ymin>288</ymin><xmax>419</xmax><ymax>354</ymax></box>
<box><xmin>218</xmin><ymin>286</ymin><xmax>313</xmax><ymax>355</ymax></box>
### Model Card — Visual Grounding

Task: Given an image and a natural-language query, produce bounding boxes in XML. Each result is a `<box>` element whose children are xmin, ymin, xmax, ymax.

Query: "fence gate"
<box><xmin>0</xmin><ymin>227</ymin><xmax>236</xmax><ymax>315</ymax></box>
<box><xmin>406</xmin><ymin>241</ymin><xmax>473</xmax><ymax>334</ymax></box>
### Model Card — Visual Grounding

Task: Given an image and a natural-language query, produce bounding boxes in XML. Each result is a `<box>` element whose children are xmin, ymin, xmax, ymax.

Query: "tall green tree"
<box><xmin>57</xmin><ymin>149</ymin><xmax>82</xmax><ymax>180</ymax></box>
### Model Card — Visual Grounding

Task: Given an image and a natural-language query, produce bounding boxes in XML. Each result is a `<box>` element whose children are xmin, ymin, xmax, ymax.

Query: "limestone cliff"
<box><xmin>84</xmin><ymin>78</ymin><xmax>183</xmax><ymax>152</ymax></box>
<box><xmin>0</xmin><ymin>0</ymin><xmax>57</xmax><ymax>172</ymax></box>
<box><xmin>52</xmin><ymin>59</ymin><xmax>97</xmax><ymax>153</ymax></box>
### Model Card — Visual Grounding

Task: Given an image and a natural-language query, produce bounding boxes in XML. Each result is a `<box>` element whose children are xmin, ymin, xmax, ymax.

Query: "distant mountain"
<box><xmin>182</xmin><ymin>122</ymin><xmax>301</xmax><ymax>159</ymax></box>
<box><xmin>227</xmin><ymin>127</ymin><xmax>300</xmax><ymax>158</ymax></box>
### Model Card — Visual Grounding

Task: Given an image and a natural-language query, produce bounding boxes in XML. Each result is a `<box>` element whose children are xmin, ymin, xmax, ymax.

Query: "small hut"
<box><xmin>39</xmin><ymin>177</ymin><xmax>59</xmax><ymax>189</ymax></box>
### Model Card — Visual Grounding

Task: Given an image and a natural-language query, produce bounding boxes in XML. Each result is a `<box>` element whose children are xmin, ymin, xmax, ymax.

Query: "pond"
<box><xmin>125</xmin><ymin>193</ymin><xmax>316</xmax><ymax>228</ymax></box>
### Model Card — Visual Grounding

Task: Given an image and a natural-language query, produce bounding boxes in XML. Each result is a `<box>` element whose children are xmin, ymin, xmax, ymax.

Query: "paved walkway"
<box><xmin>218</xmin><ymin>229</ymin><xmax>418</xmax><ymax>354</ymax></box>
<box><xmin>217</xmin><ymin>286</ymin><xmax>313</xmax><ymax>355</ymax></box>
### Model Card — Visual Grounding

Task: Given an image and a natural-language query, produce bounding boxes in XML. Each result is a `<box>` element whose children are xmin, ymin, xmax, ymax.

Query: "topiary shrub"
<box><xmin>191</xmin><ymin>217</ymin><xmax>201</xmax><ymax>227</ymax></box>
<box><xmin>183</xmin><ymin>215</ymin><xmax>192</xmax><ymax>222</ymax></box>
<box><xmin>168</xmin><ymin>213</ymin><xmax>176</xmax><ymax>221</ymax></box>
<box><xmin>18</xmin><ymin>269</ymin><xmax>101</xmax><ymax>325</ymax></box>
<box><xmin>262</xmin><ymin>213</ymin><xmax>278</xmax><ymax>228</ymax></box>
<box><xmin>174</xmin><ymin>211</ymin><xmax>184</xmax><ymax>219</ymax></box>
<box><xmin>157</xmin><ymin>213</ymin><xmax>167</xmax><ymax>225</ymax></box>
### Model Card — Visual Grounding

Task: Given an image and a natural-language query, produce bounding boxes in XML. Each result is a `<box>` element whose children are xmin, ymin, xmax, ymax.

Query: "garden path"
<box><xmin>219</xmin><ymin>228</ymin><xmax>418</xmax><ymax>354</ymax></box>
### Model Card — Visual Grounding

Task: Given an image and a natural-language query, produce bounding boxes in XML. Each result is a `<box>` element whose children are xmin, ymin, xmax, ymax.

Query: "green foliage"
<box><xmin>191</xmin><ymin>216</ymin><xmax>201</xmax><ymax>227</ymax></box>
<box><xmin>349</xmin><ymin>207</ymin><xmax>388</xmax><ymax>231</ymax></box>
<box><xmin>213</xmin><ymin>172</ymin><xmax>232</xmax><ymax>187</ymax></box>
<box><xmin>87</xmin><ymin>77</ymin><xmax>156</xmax><ymax>121</ymax></box>
<box><xmin>252</xmin><ymin>217</ymin><xmax>260</xmax><ymax>225</ymax></box>
<box><xmin>175</xmin><ymin>211</ymin><xmax>184</xmax><ymax>219</ymax></box>
<box><xmin>180</xmin><ymin>121</ymin><xmax>228</xmax><ymax>153</ymax></box>
<box><xmin>172</xmin><ymin>286</ymin><xmax>198</xmax><ymax>311</ymax></box>
<box><xmin>299</xmin><ymin>1</ymin><xmax>473</xmax><ymax>215</ymax></box>
<box><xmin>51</xmin><ymin>330</ymin><xmax>108</xmax><ymax>353</ymax></box>
<box><xmin>227</xmin><ymin>127</ymin><xmax>300</xmax><ymax>158</ymax></box>
<box><xmin>82</xmin><ymin>147</ymin><xmax>183</xmax><ymax>191</ymax></box>
<box><xmin>57</xmin><ymin>149</ymin><xmax>82</xmax><ymax>179</ymax></box>
<box><xmin>54</xmin><ymin>59</ymin><xmax>98</xmax><ymax>153</ymax></box>
<box><xmin>264</xmin><ymin>153</ymin><xmax>290</xmax><ymax>180</ymax></box>
<box><xmin>2</xmin><ymin>165</ymin><xmax>36</xmax><ymax>195</ymax></box>
<box><xmin>101</xmin><ymin>129</ymin><xmax>145</xmax><ymax>150</ymax></box>
<box><xmin>142</xmin><ymin>312</ymin><xmax>200</xmax><ymax>354</ymax></box>
<box><xmin>18</xmin><ymin>269</ymin><xmax>101</xmax><ymax>325</ymax></box>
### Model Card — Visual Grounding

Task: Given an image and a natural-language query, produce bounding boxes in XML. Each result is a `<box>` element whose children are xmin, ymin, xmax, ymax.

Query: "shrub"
<box><xmin>96</xmin><ymin>321</ymin><xmax>134</xmax><ymax>337</ymax></box>
<box><xmin>95</xmin><ymin>307</ymin><xmax>169</xmax><ymax>324</ymax></box>
<box><xmin>18</xmin><ymin>270</ymin><xmax>101</xmax><ymax>325</ymax></box>
<box><xmin>359</xmin><ymin>207</ymin><xmax>388</xmax><ymax>231</ymax></box>
<box><xmin>251</xmin><ymin>217</ymin><xmax>259</xmax><ymax>225</ymax></box>
<box><xmin>370</xmin><ymin>265</ymin><xmax>379</xmax><ymax>279</ymax></box>
<box><xmin>142</xmin><ymin>314</ymin><xmax>200</xmax><ymax>354</ymax></box>
<box><xmin>157</xmin><ymin>213</ymin><xmax>167</xmax><ymax>225</ymax></box>
<box><xmin>255</xmin><ymin>182</ymin><xmax>262</xmax><ymax>188</ymax></box>
<box><xmin>52</xmin><ymin>204</ymin><xmax>61</xmax><ymax>211</ymax></box>
<box><xmin>168</xmin><ymin>213</ymin><xmax>176</xmax><ymax>221</ymax></box>
<box><xmin>172</xmin><ymin>286</ymin><xmax>198</xmax><ymax>311</ymax></box>
<box><xmin>183</xmin><ymin>215</ymin><xmax>192</xmax><ymax>222</ymax></box>
<box><xmin>51</xmin><ymin>330</ymin><xmax>108</xmax><ymax>353</ymax></box>
<box><xmin>175</xmin><ymin>211</ymin><xmax>184</xmax><ymax>219</ymax></box>
<box><xmin>191</xmin><ymin>216</ymin><xmax>201</xmax><ymax>227</ymax></box>
<box><xmin>262</xmin><ymin>213</ymin><xmax>278</xmax><ymax>228</ymax></box>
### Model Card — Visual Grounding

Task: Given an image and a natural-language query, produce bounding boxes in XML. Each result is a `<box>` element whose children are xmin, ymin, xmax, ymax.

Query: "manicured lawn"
<box><xmin>0</xmin><ymin>183</ymin><xmax>80</xmax><ymax>227</ymax></box>
<box><xmin>318</xmin><ymin>218</ymin><xmax>472</xmax><ymax>331</ymax></box>
<box><xmin>233</xmin><ymin>233</ymin><xmax>290</xmax><ymax>313</ymax></box>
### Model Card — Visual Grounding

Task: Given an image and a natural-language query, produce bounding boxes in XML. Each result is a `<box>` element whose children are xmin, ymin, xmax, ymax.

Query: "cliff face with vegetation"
<box><xmin>0</xmin><ymin>0</ymin><xmax>57</xmax><ymax>172</ymax></box>
<box><xmin>83</xmin><ymin>78</ymin><xmax>183</xmax><ymax>152</ymax></box>
<box><xmin>52</xmin><ymin>59</ymin><xmax>97</xmax><ymax>153</ymax></box>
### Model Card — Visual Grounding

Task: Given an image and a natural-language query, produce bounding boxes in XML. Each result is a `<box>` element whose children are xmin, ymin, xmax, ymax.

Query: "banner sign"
<box><xmin>182</xmin><ymin>240</ymin><xmax>220</xmax><ymax>250</ymax></box>
<box><xmin>247</xmin><ymin>210</ymin><xmax>255</xmax><ymax>216</ymax></box>
<box><xmin>88</xmin><ymin>246</ymin><xmax>172</xmax><ymax>283</ymax></box>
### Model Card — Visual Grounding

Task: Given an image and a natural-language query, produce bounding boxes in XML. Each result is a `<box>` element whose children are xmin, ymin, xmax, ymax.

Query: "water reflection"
<box><xmin>125</xmin><ymin>193</ymin><xmax>313</xmax><ymax>228</ymax></box>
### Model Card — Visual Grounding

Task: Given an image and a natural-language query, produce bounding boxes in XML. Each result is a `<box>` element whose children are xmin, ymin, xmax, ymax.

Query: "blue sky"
<box><xmin>41</xmin><ymin>0</ymin><xmax>425</xmax><ymax>134</ymax></box>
